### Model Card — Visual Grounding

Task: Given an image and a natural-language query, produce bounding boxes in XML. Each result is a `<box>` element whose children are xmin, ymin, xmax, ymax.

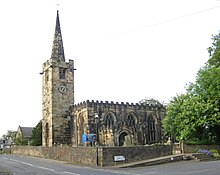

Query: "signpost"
<box><xmin>82</xmin><ymin>134</ymin><xmax>88</xmax><ymax>143</ymax></box>
<box><xmin>82</xmin><ymin>134</ymin><xmax>96</xmax><ymax>144</ymax></box>
<box><xmin>114</xmin><ymin>156</ymin><xmax>125</xmax><ymax>165</ymax></box>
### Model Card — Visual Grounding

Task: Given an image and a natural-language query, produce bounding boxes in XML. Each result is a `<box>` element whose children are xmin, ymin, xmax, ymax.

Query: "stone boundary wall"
<box><xmin>183</xmin><ymin>144</ymin><xmax>220</xmax><ymax>153</ymax></box>
<box><xmin>11</xmin><ymin>146</ymin><xmax>99</xmax><ymax>166</ymax></box>
<box><xmin>102</xmin><ymin>145</ymin><xmax>171</xmax><ymax>166</ymax></box>
<box><xmin>11</xmin><ymin>145</ymin><xmax>171</xmax><ymax>166</ymax></box>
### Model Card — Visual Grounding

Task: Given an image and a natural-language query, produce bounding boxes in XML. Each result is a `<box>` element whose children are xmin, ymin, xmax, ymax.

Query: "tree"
<box><xmin>163</xmin><ymin>32</ymin><xmax>220</xmax><ymax>144</ymax></box>
<box><xmin>207</xmin><ymin>33</ymin><xmax>220</xmax><ymax>67</ymax></box>
<box><xmin>2</xmin><ymin>130</ymin><xmax>16</xmax><ymax>141</ymax></box>
<box><xmin>14</xmin><ymin>137</ymin><xmax>28</xmax><ymax>146</ymax></box>
<box><xmin>1</xmin><ymin>130</ymin><xmax>16</xmax><ymax>146</ymax></box>
<box><xmin>139</xmin><ymin>97</ymin><xmax>164</xmax><ymax>106</ymax></box>
<box><xmin>163</xmin><ymin>93</ymin><xmax>210</xmax><ymax>142</ymax></box>
<box><xmin>187</xmin><ymin>65</ymin><xmax>220</xmax><ymax>143</ymax></box>
<box><xmin>30</xmin><ymin>120</ymin><xmax>42</xmax><ymax>146</ymax></box>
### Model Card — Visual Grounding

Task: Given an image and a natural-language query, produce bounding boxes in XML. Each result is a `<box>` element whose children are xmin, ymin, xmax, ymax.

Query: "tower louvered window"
<box><xmin>59</xmin><ymin>68</ymin><xmax>66</xmax><ymax>79</ymax></box>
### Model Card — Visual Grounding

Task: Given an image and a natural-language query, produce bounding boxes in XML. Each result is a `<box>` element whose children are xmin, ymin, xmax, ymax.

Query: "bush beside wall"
<box><xmin>183</xmin><ymin>144</ymin><xmax>220</xmax><ymax>153</ymax></box>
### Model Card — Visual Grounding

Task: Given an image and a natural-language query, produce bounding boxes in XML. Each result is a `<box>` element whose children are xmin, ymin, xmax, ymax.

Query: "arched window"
<box><xmin>104</xmin><ymin>112</ymin><xmax>115</xmax><ymax>129</ymax></box>
<box><xmin>127</xmin><ymin>114</ymin><xmax>136</xmax><ymax>127</ymax></box>
<box><xmin>148</xmin><ymin>115</ymin><xmax>156</xmax><ymax>142</ymax></box>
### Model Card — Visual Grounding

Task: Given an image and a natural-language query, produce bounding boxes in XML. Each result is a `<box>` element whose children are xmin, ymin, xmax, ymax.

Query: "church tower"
<box><xmin>42</xmin><ymin>11</ymin><xmax>74</xmax><ymax>147</ymax></box>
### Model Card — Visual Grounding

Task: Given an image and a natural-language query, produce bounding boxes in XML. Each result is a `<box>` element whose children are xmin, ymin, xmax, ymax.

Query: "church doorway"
<box><xmin>118</xmin><ymin>132</ymin><xmax>132</xmax><ymax>146</ymax></box>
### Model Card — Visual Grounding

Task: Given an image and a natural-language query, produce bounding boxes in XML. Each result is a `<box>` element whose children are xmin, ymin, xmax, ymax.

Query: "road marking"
<box><xmin>9</xmin><ymin>158</ymin><xmax>19</xmax><ymax>162</ymax></box>
<box><xmin>176</xmin><ymin>168</ymin><xmax>215</xmax><ymax>174</ymax></box>
<box><xmin>10</xmin><ymin>159</ymin><xmax>33</xmax><ymax>167</ymax></box>
<box><xmin>21</xmin><ymin>161</ymin><xmax>33</xmax><ymax>167</ymax></box>
<box><xmin>8</xmin><ymin>157</ymin><xmax>56</xmax><ymax>173</ymax></box>
<box><xmin>111</xmin><ymin>171</ymin><xmax>141</xmax><ymax>175</ymax></box>
<box><xmin>2</xmin><ymin>157</ymin><xmax>8</xmax><ymax>160</ymax></box>
<box><xmin>94</xmin><ymin>168</ymin><xmax>141</xmax><ymax>175</ymax></box>
<box><xmin>37</xmin><ymin>166</ymin><xmax>55</xmax><ymax>172</ymax></box>
<box><xmin>64</xmin><ymin>171</ymin><xmax>80</xmax><ymax>175</ymax></box>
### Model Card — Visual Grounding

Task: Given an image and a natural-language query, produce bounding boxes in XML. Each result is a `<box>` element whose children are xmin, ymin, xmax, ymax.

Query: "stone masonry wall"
<box><xmin>73</xmin><ymin>100</ymin><xmax>166</xmax><ymax>147</ymax></box>
<box><xmin>42</xmin><ymin>58</ymin><xmax>74</xmax><ymax>147</ymax></box>
<box><xmin>11</xmin><ymin>146</ymin><xmax>99</xmax><ymax>166</ymax></box>
<box><xmin>11</xmin><ymin>145</ymin><xmax>171</xmax><ymax>166</ymax></box>
<box><xmin>182</xmin><ymin>144</ymin><xmax>220</xmax><ymax>153</ymax></box>
<box><xmin>102</xmin><ymin>145</ymin><xmax>171</xmax><ymax>166</ymax></box>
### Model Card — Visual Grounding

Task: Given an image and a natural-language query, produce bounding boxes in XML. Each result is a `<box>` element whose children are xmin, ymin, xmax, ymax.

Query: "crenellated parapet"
<box><xmin>73</xmin><ymin>100</ymin><xmax>165</xmax><ymax>112</ymax></box>
<box><xmin>42</xmin><ymin>58</ymin><xmax>74</xmax><ymax>72</ymax></box>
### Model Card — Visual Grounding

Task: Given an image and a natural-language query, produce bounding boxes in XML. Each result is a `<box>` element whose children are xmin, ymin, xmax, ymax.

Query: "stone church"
<box><xmin>42</xmin><ymin>11</ymin><xmax>166</xmax><ymax>147</ymax></box>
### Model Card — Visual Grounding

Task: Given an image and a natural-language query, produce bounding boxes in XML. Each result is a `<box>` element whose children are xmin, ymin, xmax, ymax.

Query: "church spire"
<box><xmin>51</xmin><ymin>10</ymin><xmax>65</xmax><ymax>61</ymax></box>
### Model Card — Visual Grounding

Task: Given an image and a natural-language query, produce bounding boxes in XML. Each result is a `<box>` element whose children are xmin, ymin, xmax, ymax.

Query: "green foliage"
<box><xmin>210</xmin><ymin>149</ymin><xmax>220</xmax><ymax>158</ymax></box>
<box><xmin>2</xmin><ymin>130</ymin><xmax>16</xmax><ymax>140</ymax></box>
<box><xmin>210</xmin><ymin>149</ymin><xmax>218</xmax><ymax>154</ymax></box>
<box><xmin>163</xmin><ymin>31</ymin><xmax>220</xmax><ymax>144</ymax></box>
<box><xmin>2</xmin><ymin>130</ymin><xmax>16</xmax><ymax>141</ymax></box>
<box><xmin>139</xmin><ymin>97</ymin><xmax>164</xmax><ymax>106</ymax></box>
<box><xmin>207</xmin><ymin>33</ymin><xmax>220</xmax><ymax>67</ymax></box>
<box><xmin>30</xmin><ymin>120</ymin><xmax>42</xmax><ymax>146</ymax></box>
<box><xmin>14</xmin><ymin>137</ymin><xmax>28</xmax><ymax>146</ymax></box>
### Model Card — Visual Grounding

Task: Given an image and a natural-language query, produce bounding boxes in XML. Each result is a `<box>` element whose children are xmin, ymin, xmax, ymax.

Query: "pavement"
<box><xmin>113</xmin><ymin>154</ymin><xmax>187</xmax><ymax>168</ymax></box>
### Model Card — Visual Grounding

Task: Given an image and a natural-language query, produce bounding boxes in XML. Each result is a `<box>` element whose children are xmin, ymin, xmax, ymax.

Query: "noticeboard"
<box><xmin>82</xmin><ymin>134</ymin><xmax>88</xmax><ymax>143</ymax></box>
<box><xmin>82</xmin><ymin>134</ymin><xmax>96</xmax><ymax>143</ymax></box>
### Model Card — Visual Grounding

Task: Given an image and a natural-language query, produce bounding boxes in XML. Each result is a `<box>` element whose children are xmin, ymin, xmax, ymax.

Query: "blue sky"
<box><xmin>0</xmin><ymin>0</ymin><xmax>220</xmax><ymax>137</ymax></box>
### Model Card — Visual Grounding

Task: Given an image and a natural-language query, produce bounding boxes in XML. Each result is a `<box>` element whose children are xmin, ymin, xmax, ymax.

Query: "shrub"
<box><xmin>210</xmin><ymin>149</ymin><xmax>220</xmax><ymax>158</ymax></box>
<box><xmin>197</xmin><ymin>149</ymin><xmax>214</xmax><ymax>157</ymax></box>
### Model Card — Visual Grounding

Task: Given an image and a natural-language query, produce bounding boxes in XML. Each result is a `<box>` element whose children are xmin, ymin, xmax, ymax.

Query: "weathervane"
<box><xmin>56</xmin><ymin>3</ymin><xmax>60</xmax><ymax>11</ymax></box>
<box><xmin>56</xmin><ymin>0</ymin><xmax>60</xmax><ymax>11</ymax></box>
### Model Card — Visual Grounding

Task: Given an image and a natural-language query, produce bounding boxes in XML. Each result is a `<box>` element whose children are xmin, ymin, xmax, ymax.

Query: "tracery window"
<box><xmin>148</xmin><ymin>115</ymin><xmax>156</xmax><ymax>142</ymax></box>
<box><xmin>104</xmin><ymin>113</ymin><xmax>114</xmax><ymax>129</ymax></box>
<box><xmin>127</xmin><ymin>114</ymin><xmax>136</xmax><ymax>127</ymax></box>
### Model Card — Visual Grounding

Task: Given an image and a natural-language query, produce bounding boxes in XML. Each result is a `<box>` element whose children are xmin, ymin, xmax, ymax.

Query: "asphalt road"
<box><xmin>0</xmin><ymin>154</ymin><xmax>220</xmax><ymax>175</ymax></box>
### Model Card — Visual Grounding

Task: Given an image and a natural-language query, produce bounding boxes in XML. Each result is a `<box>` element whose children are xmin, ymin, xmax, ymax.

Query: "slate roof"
<box><xmin>20</xmin><ymin>127</ymin><xmax>34</xmax><ymax>138</ymax></box>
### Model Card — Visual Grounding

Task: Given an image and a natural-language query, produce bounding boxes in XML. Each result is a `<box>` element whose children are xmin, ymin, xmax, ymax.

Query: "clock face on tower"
<box><xmin>59</xmin><ymin>84</ymin><xmax>67</xmax><ymax>93</ymax></box>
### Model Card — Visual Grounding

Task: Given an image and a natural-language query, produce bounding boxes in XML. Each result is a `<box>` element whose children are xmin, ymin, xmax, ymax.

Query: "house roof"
<box><xmin>19</xmin><ymin>127</ymin><xmax>34</xmax><ymax>138</ymax></box>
